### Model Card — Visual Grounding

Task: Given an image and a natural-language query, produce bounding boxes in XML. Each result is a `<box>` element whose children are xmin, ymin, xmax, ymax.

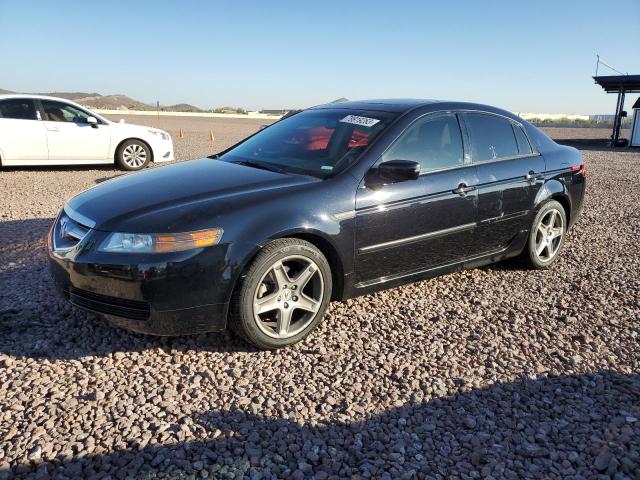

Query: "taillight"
<box><xmin>570</xmin><ymin>164</ymin><xmax>586</xmax><ymax>177</ymax></box>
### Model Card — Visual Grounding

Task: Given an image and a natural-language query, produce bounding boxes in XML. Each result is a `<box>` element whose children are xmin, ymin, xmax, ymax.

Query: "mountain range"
<box><xmin>0</xmin><ymin>88</ymin><xmax>204</xmax><ymax>112</ymax></box>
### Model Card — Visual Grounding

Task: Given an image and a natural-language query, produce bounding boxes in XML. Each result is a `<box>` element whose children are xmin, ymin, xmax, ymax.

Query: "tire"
<box><xmin>230</xmin><ymin>238</ymin><xmax>332</xmax><ymax>349</ymax></box>
<box><xmin>520</xmin><ymin>200</ymin><xmax>567</xmax><ymax>269</ymax></box>
<box><xmin>116</xmin><ymin>139</ymin><xmax>151</xmax><ymax>171</ymax></box>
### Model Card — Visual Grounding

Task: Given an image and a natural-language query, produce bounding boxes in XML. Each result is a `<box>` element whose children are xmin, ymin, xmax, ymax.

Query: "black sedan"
<box><xmin>49</xmin><ymin>100</ymin><xmax>585</xmax><ymax>349</ymax></box>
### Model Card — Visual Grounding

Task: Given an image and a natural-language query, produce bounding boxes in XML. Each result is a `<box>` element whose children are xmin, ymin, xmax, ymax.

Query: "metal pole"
<box><xmin>614</xmin><ymin>90</ymin><xmax>626</xmax><ymax>146</ymax></box>
<box><xmin>611</xmin><ymin>87</ymin><xmax>623</xmax><ymax>147</ymax></box>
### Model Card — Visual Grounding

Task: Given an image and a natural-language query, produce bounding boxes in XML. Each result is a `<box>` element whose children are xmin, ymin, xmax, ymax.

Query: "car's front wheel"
<box><xmin>521</xmin><ymin>200</ymin><xmax>567</xmax><ymax>269</ymax></box>
<box><xmin>230</xmin><ymin>238</ymin><xmax>332</xmax><ymax>349</ymax></box>
<box><xmin>116</xmin><ymin>139</ymin><xmax>151</xmax><ymax>171</ymax></box>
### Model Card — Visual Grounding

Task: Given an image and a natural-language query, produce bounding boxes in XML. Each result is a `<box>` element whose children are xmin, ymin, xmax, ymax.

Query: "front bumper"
<box><xmin>150</xmin><ymin>135</ymin><xmax>175</xmax><ymax>163</ymax></box>
<box><xmin>48</xmin><ymin>215</ymin><xmax>235</xmax><ymax>336</ymax></box>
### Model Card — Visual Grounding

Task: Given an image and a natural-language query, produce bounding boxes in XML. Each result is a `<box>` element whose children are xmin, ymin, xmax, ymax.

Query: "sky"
<box><xmin>1</xmin><ymin>0</ymin><xmax>639</xmax><ymax>114</ymax></box>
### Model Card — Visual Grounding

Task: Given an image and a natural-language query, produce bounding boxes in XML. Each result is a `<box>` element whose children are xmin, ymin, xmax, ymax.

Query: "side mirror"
<box><xmin>87</xmin><ymin>116</ymin><xmax>98</xmax><ymax>128</ymax></box>
<box><xmin>377</xmin><ymin>160</ymin><xmax>420</xmax><ymax>182</ymax></box>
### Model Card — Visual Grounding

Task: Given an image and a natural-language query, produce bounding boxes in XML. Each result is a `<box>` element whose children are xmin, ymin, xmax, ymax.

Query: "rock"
<box><xmin>464</xmin><ymin>416</ymin><xmax>477</xmax><ymax>429</ymax></box>
<box><xmin>594</xmin><ymin>448</ymin><xmax>613</xmax><ymax>472</ymax></box>
<box><xmin>27</xmin><ymin>446</ymin><xmax>42</xmax><ymax>462</ymax></box>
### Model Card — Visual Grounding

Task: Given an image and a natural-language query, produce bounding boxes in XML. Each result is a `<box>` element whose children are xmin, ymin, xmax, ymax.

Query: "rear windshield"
<box><xmin>220</xmin><ymin>109</ymin><xmax>398</xmax><ymax>178</ymax></box>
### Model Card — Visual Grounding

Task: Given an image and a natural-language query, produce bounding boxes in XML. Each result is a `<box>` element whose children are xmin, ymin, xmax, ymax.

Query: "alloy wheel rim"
<box><xmin>122</xmin><ymin>144</ymin><xmax>147</xmax><ymax>168</ymax></box>
<box><xmin>534</xmin><ymin>208</ymin><xmax>564</xmax><ymax>262</ymax></box>
<box><xmin>253</xmin><ymin>255</ymin><xmax>324</xmax><ymax>339</ymax></box>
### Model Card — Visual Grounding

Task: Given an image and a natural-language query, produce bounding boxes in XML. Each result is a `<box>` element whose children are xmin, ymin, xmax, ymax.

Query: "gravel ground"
<box><xmin>0</xmin><ymin>122</ymin><xmax>639</xmax><ymax>479</ymax></box>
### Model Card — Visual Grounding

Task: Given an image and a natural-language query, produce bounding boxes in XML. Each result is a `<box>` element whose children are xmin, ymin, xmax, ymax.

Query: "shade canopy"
<box><xmin>593</xmin><ymin>75</ymin><xmax>640</xmax><ymax>93</ymax></box>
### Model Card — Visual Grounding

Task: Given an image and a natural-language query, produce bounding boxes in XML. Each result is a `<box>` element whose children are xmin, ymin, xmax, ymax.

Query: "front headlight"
<box><xmin>147</xmin><ymin>129</ymin><xmax>169</xmax><ymax>141</ymax></box>
<box><xmin>99</xmin><ymin>229</ymin><xmax>223</xmax><ymax>253</ymax></box>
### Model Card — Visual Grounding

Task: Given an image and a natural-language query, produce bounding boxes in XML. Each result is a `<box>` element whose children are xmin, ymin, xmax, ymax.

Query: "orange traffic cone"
<box><xmin>178</xmin><ymin>128</ymin><xmax>184</xmax><ymax>139</ymax></box>
<box><xmin>208</xmin><ymin>130</ymin><xmax>215</xmax><ymax>143</ymax></box>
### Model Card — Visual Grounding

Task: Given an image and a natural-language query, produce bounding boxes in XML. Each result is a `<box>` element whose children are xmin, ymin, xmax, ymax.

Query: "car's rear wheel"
<box><xmin>521</xmin><ymin>200</ymin><xmax>567</xmax><ymax>269</ymax></box>
<box><xmin>230</xmin><ymin>238</ymin><xmax>332</xmax><ymax>349</ymax></box>
<box><xmin>116</xmin><ymin>139</ymin><xmax>150</xmax><ymax>171</ymax></box>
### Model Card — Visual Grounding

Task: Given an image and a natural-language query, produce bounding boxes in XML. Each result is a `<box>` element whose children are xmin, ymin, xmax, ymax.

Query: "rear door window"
<box><xmin>512</xmin><ymin>124</ymin><xmax>533</xmax><ymax>155</ymax></box>
<box><xmin>0</xmin><ymin>98</ymin><xmax>38</xmax><ymax>120</ymax></box>
<box><xmin>464</xmin><ymin>113</ymin><xmax>519</xmax><ymax>162</ymax></box>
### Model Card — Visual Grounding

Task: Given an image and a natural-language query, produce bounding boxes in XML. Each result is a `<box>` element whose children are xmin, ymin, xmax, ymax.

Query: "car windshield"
<box><xmin>219</xmin><ymin>109</ymin><xmax>398</xmax><ymax>178</ymax></box>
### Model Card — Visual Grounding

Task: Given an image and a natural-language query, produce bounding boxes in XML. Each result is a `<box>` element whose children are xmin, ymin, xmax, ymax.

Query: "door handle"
<box><xmin>525</xmin><ymin>170</ymin><xmax>543</xmax><ymax>182</ymax></box>
<box><xmin>47</xmin><ymin>126</ymin><xmax>60</xmax><ymax>132</ymax></box>
<box><xmin>452</xmin><ymin>183</ymin><xmax>476</xmax><ymax>197</ymax></box>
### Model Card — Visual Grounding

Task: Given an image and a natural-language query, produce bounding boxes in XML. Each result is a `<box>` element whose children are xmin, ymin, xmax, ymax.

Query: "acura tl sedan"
<box><xmin>48</xmin><ymin>100</ymin><xmax>585</xmax><ymax>349</ymax></box>
<box><xmin>0</xmin><ymin>94</ymin><xmax>173</xmax><ymax>170</ymax></box>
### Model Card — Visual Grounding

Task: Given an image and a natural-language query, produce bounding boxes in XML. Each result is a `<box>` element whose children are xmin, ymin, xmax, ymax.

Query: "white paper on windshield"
<box><xmin>339</xmin><ymin>115</ymin><xmax>380</xmax><ymax>128</ymax></box>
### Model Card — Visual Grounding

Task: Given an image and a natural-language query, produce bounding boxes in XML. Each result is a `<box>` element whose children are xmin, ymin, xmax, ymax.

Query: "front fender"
<box><xmin>220</xmin><ymin>214</ymin><xmax>354</xmax><ymax>308</ymax></box>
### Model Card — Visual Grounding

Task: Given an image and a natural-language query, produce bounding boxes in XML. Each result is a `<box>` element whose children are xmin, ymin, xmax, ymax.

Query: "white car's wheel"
<box><xmin>117</xmin><ymin>140</ymin><xmax>151</xmax><ymax>171</ymax></box>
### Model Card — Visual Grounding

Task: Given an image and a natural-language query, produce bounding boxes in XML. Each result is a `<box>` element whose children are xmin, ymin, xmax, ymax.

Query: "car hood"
<box><xmin>66</xmin><ymin>158</ymin><xmax>318</xmax><ymax>233</ymax></box>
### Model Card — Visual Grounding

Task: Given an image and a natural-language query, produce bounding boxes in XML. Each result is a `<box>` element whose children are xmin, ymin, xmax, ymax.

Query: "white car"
<box><xmin>0</xmin><ymin>94</ymin><xmax>174</xmax><ymax>171</ymax></box>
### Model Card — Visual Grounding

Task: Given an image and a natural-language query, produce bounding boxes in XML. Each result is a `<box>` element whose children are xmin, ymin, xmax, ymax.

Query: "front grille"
<box><xmin>67</xmin><ymin>287</ymin><xmax>150</xmax><ymax>321</ymax></box>
<box><xmin>53</xmin><ymin>212</ymin><xmax>90</xmax><ymax>251</ymax></box>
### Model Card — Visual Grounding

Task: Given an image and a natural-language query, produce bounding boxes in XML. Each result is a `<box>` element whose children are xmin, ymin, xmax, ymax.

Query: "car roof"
<box><xmin>311</xmin><ymin>99</ymin><xmax>440</xmax><ymax>113</ymax></box>
<box><xmin>310</xmin><ymin>98</ymin><xmax>523</xmax><ymax>122</ymax></box>
<box><xmin>0</xmin><ymin>93</ymin><xmax>81</xmax><ymax>102</ymax></box>
<box><xmin>0</xmin><ymin>93</ymin><xmax>110</xmax><ymax>123</ymax></box>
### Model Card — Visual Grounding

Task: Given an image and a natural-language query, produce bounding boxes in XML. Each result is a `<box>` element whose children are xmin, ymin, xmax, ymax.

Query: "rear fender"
<box><xmin>534</xmin><ymin>178</ymin><xmax>572</xmax><ymax>223</ymax></box>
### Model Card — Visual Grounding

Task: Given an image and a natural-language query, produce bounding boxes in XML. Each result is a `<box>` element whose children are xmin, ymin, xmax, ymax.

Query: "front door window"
<box><xmin>382</xmin><ymin>113</ymin><xmax>464</xmax><ymax>173</ymax></box>
<box><xmin>41</xmin><ymin>100</ymin><xmax>92</xmax><ymax>123</ymax></box>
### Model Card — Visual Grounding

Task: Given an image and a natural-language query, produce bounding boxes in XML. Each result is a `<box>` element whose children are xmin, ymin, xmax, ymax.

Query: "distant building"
<box><xmin>516</xmin><ymin>112</ymin><xmax>590</xmax><ymax>121</ymax></box>
<box><xmin>589</xmin><ymin>114</ymin><xmax>616</xmax><ymax>122</ymax></box>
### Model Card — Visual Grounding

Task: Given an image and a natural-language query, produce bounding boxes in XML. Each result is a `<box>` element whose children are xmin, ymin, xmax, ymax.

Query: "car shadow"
<box><xmin>94</xmin><ymin>174</ymin><xmax>124</xmax><ymax>184</ymax></box>
<box><xmin>480</xmin><ymin>256</ymin><xmax>530</xmax><ymax>273</ymax></box>
<box><xmin>3</xmin><ymin>370</ymin><xmax>638</xmax><ymax>478</ymax></box>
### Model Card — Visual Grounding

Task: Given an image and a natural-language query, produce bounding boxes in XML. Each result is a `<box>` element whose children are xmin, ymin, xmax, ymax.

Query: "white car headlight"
<box><xmin>99</xmin><ymin>229</ymin><xmax>223</xmax><ymax>253</ymax></box>
<box><xmin>147</xmin><ymin>129</ymin><xmax>170</xmax><ymax>141</ymax></box>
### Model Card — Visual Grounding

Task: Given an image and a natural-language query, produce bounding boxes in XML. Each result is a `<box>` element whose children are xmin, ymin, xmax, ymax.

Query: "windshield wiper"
<box><xmin>232</xmin><ymin>160</ymin><xmax>288</xmax><ymax>175</ymax></box>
